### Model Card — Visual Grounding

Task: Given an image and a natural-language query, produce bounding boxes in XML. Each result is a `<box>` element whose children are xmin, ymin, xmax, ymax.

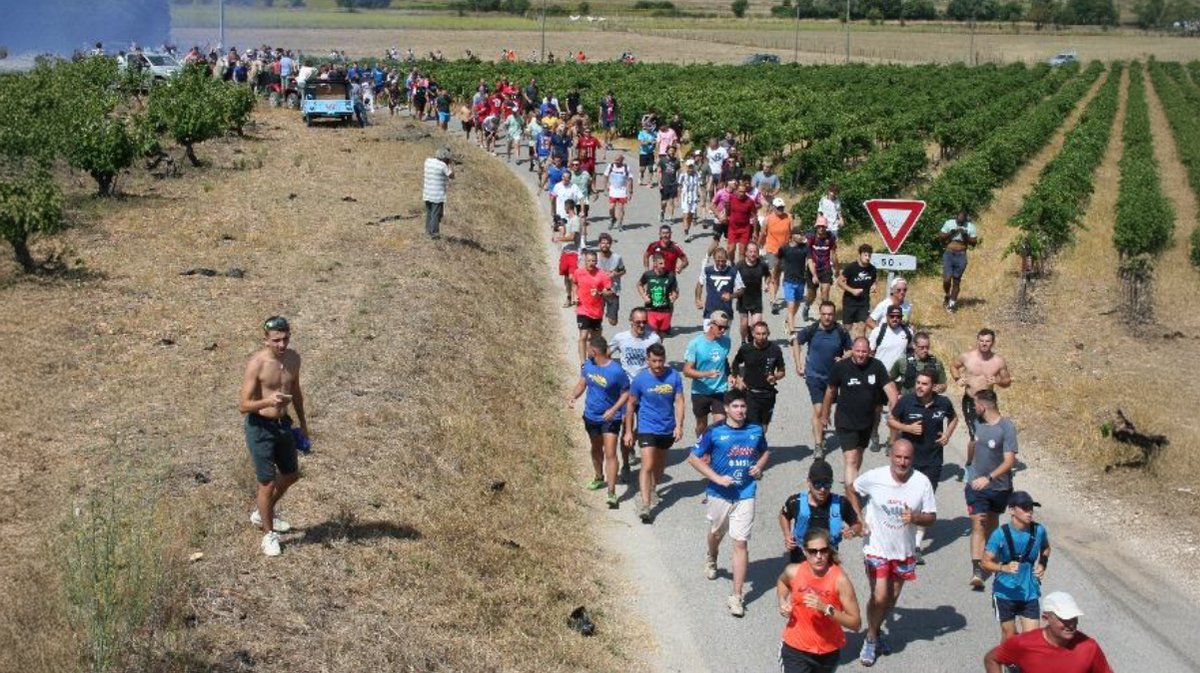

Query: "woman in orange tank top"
<box><xmin>776</xmin><ymin>529</ymin><xmax>862</xmax><ymax>673</ymax></box>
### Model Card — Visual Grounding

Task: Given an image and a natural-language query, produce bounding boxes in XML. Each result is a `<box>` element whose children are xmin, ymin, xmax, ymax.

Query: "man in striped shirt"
<box><xmin>423</xmin><ymin>147</ymin><xmax>455</xmax><ymax>239</ymax></box>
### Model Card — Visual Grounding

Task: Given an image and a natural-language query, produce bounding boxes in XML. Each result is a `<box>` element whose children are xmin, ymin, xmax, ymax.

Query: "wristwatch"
<box><xmin>824</xmin><ymin>605</ymin><xmax>835</xmax><ymax>617</ymax></box>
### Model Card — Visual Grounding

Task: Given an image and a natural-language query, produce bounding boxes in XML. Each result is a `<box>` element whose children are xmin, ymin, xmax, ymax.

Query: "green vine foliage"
<box><xmin>1114</xmin><ymin>61</ymin><xmax>1173</xmax><ymax>259</ymax></box>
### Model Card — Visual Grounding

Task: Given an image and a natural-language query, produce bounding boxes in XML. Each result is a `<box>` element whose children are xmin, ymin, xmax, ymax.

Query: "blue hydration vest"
<box><xmin>792</xmin><ymin>492</ymin><xmax>844</xmax><ymax>548</ymax></box>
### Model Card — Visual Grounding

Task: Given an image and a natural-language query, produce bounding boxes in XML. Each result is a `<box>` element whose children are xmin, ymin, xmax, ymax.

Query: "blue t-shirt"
<box><xmin>546</xmin><ymin>164</ymin><xmax>566</xmax><ymax>194</ymax></box>
<box><xmin>691</xmin><ymin>421</ymin><xmax>768</xmax><ymax>501</ymax></box>
<box><xmin>986</xmin><ymin>523</ymin><xmax>1049</xmax><ymax>601</ymax></box>
<box><xmin>582</xmin><ymin>359</ymin><xmax>629</xmax><ymax>422</ymax></box>
<box><xmin>550</xmin><ymin>133</ymin><xmax>572</xmax><ymax>159</ymax></box>
<box><xmin>637</xmin><ymin>129</ymin><xmax>655</xmax><ymax>156</ymax></box>
<box><xmin>684</xmin><ymin>334</ymin><xmax>731</xmax><ymax>396</ymax></box>
<box><xmin>630</xmin><ymin>368</ymin><xmax>683</xmax><ymax>435</ymax></box>
<box><xmin>537</xmin><ymin>130</ymin><xmax>554</xmax><ymax>158</ymax></box>
<box><xmin>796</xmin><ymin>322</ymin><xmax>852</xmax><ymax>381</ymax></box>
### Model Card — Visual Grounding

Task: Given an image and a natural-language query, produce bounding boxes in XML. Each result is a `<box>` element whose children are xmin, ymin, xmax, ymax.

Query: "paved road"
<box><xmin>473</xmin><ymin>133</ymin><xmax>1199</xmax><ymax>672</ymax></box>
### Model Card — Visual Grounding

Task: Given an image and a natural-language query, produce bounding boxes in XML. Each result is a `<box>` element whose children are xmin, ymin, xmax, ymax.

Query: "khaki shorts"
<box><xmin>706</xmin><ymin>496</ymin><xmax>756</xmax><ymax>541</ymax></box>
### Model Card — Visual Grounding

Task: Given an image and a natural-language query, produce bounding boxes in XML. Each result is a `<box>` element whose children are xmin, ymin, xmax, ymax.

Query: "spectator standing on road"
<box><xmin>938</xmin><ymin>209</ymin><xmax>977</xmax><ymax>312</ymax></box>
<box><xmin>238</xmin><ymin>316</ymin><xmax>309</xmax><ymax>557</ymax></box>
<box><xmin>821</xmin><ymin>337</ymin><xmax>899</xmax><ymax>490</ymax></box>
<box><xmin>683</xmin><ymin>311</ymin><xmax>733</xmax><ymax>437</ymax></box>
<box><xmin>792</xmin><ymin>301</ymin><xmax>853</xmax><ymax>459</ymax></box>
<box><xmin>775</xmin><ymin>528</ymin><xmax>862</xmax><ymax>673</ymax></box>
<box><xmin>887</xmin><ymin>369</ymin><xmax>957</xmax><ymax>562</ymax></box>
<box><xmin>638</xmin><ymin>253</ymin><xmax>680</xmax><ymax>336</ymax></box>
<box><xmin>967</xmin><ymin>389</ymin><xmax>1019</xmax><ymax>590</ymax></box>
<box><xmin>422</xmin><ymin>147</ymin><xmax>454</xmax><ymax>240</ymax></box>
<box><xmin>981</xmin><ymin>491</ymin><xmax>1051</xmax><ymax>642</ymax></box>
<box><xmin>983</xmin><ymin>592</ymin><xmax>1112</xmax><ymax>673</ymax></box>
<box><xmin>568</xmin><ymin>335</ymin><xmax>631</xmax><ymax>510</ymax></box>
<box><xmin>730</xmin><ymin>321</ymin><xmax>785</xmax><ymax>435</ymax></box>
<box><xmin>778</xmin><ymin>460</ymin><xmax>860</xmax><ymax>563</ymax></box>
<box><xmin>838</xmin><ymin>243</ymin><xmax>878</xmax><ymax>337</ymax></box>
<box><xmin>687</xmin><ymin>389</ymin><xmax>770</xmax><ymax>618</ymax></box>
<box><xmin>846</xmin><ymin>439</ymin><xmax>937</xmax><ymax>667</ymax></box>
<box><xmin>817</xmin><ymin>184</ymin><xmax>844</xmax><ymax>236</ymax></box>
<box><xmin>625</xmin><ymin>342</ymin><xmax>684</xmax><ymax>523</ymax></box>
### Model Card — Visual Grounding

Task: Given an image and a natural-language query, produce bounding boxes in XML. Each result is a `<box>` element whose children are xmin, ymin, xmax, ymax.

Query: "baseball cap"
<box><xmin>772</xmin><ymin>197</ymin><xmax>786</xmax><ymax>208</ymax></box>
<box><xmin>808</xmin><ymin>460</ymin><xmax>834</xmax><ymax>483</ymax></box>
<box><xmin>685</xmin><ymin>158</ymin><xmax>695</xmax><ymax>166</ymax></box>
<box><xmin>886</xmin><ymin>305</ymin><xmax>903</xmax><ymax>317</ymax></box>
<box><xmin>1007</xmin><ymin>491</ymin><xmax>1041</xmax><ymax>509</ymax></box>
<box><xmin>1042</xmin><ymin>592</ymin><xmax>1084</xmax><ymax>620</ymax></box>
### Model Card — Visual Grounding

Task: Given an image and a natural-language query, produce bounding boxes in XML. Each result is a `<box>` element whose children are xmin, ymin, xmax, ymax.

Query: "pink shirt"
<box><xmin>656</xmin><ymin>129</ymin><xmax>678</xmax><ymax>155</ymax></box>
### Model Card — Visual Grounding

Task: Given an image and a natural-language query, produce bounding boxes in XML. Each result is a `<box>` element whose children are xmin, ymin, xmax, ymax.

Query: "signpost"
<box><xmin>864</xmin><ymin>198</ymin><xmax>926</xmax><ymax>288</ymax></box>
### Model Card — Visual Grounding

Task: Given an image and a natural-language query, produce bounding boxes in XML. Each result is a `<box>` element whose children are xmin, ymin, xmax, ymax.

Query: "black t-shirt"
<box><xmin>778</xmin><ymin>242</ymin><xmax>809</xmax><ymax>283</ymax></box>
<box><xmin>658</xmin><ymin>157</ymin><xmax>679</xmax><ymax>189</ymax></box>
<box><xmin>891</xmin><ymin>393</ymin><xmax>957</xmax><ymax>468</ymax></box>
<box><xmin>736</xmin><ymin>259</ymin><xmax>770</xmax><ymax>311</ymax></box>
<box><xmin>639</xmin><ymin>270</ymin><xmax>678</xmax><ymax>311</ymax></box>
<box><xmin>780</xmin><ymin>493</ymin><xmax>860</xmax><ymax>529</ymax></box>
<box><xmin>840</xmin><ymin>261</ymin><xmax>877</xmax><ymax>307</ymax></box>
<box><xmin>732</xmin><ymin>341</ymin><xmax>785</xmax><ymax>391</ymax></box>
<box><xmin>827</xmin><ymin>357</ymin><xmax>891</xmax><ymax>431</ymax></box>
<box><xmin>567</xmin><ymin>92</ymin><xmax>581</xmax><ymax>115</ymax></box>
<box><xmin>524</xmin><ymin>85</ymin><xmax>538</xmax><ymax>105</ymax></box>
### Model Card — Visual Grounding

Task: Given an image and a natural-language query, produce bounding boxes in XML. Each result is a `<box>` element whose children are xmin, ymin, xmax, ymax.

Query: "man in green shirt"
<box><xmin>889</xmin><ymin>331</ymin><xmax>947</xmax><ymax>396</ymax></box>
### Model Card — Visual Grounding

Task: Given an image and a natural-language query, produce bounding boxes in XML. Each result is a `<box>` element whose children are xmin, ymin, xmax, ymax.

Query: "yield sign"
<box><xmin>864</xmin><ymin>199</ymin><xmax>926</xmax><ymax>254</ymax></box>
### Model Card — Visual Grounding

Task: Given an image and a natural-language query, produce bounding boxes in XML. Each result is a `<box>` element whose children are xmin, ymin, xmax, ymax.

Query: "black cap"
<box><xmin>1008</xmin><ymin>491</ymin><xmax>1041</xmax><ymax>509</ymax></box>
<box><xmin>886</xmin><ymin>305</ymin><xmax>904</xmax><ymax>316</ymax></box>
<box><xmin>808</xmin><ymin>460</ymin><xmax>834</xmax><ymax>483</ymax></box>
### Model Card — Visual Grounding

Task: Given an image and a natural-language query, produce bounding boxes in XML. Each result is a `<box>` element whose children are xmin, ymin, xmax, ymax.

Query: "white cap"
<box><xmin>685</xmin><ymin>158</ymin><xmax>695</xmax><ymax>166</ymax></box>
<box><xmin>772</xmin><ymin>197</ymin><xmax>786</xmax><ymax>208</ymax></box>
<box><xmin>1042</xmin><ymin>592</ymin><xmax>1084</xmax><ymax>620</ymax></box>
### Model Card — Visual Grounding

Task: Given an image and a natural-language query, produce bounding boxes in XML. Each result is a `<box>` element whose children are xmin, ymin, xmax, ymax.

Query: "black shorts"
<box><xmin>779</xmin><ymin>642</ymin><xmax>839</xmax><ymax>673</ymax></box>
<box><xmin>842</xmin><ymin>301</ymin><xmax>871</xmax><ymax>324</ymax></box>
<box><xmin>637</xmin><ymin>433</ymin><xmax>674</xmax><ymax>450</ymax></box>
<box><xmin>691</xmin><ymin>393</ymin><xmax>725</xmax><ymax>418</ymax></box>
<box><xmin>966</xmin><ymin>486</ymin><xmax>1011</xmax><ymax>515</ymax></box>
<box><xmin>244</xmin><ymin>413</ymin><xmax>299</xmax><ymax>484</ymax></box>
<box><xmin>737</xmin><ymin>297</ymin><xmax>764</xmax><ymax>315</ymax></box>
<box><xmin>713</xmin><ymin>222</ymin><xmax>728</xmax><ymax>240</ymax></box>
<box><xmin>962</xmin><ymin>394</ymin><xmax>980</xmax><ymax>440</ymax></box>
<box><xmin>994</xmin><ymin>595</ymin><xmax>1041</xmax><ymax>622</ymax></box>
<box><xmin>577</xmin><ymin>315</ymin><xmax>603</xmax><ymax>331</ymax></box>
<box><xmin>584</xmin><ymin>417</ymin><xmax>622</xmax><ymax>436</ymax></box>
<box><xmin>916</xmin><ymin>463</ymin><xmax>944</xmax><ymax>491</ymax></box>
<box><xmin>639</xmin><ymin>153</ymin><xmax>654</xmax><ymax>168</ymax></box>
<box><xmin>746</xmin><ymin>390</ymin><xmax>777</xmax><ymax>426</ymax></box>
<box><xmin>461</xmin><ymin>120</ymin><xmax>473</xmax><ymax>132</ymax></box>
<box><xmin>660</xmin><ymin>185</ymin><xmax>678</xmax><ymax>200</ymax></box>
<box><xmin>810</xmin><ymin>267</ymin><xmax>833</xmax><ymax>286</ymax></box>
<box><xmin>835</xmin><ymin>427</ymin><xmax>872</xmax><ymax>452</ymax></box>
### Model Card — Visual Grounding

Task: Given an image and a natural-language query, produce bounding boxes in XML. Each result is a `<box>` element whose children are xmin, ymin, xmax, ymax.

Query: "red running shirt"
<box><xmin>993</xmin><ymin>629</ymin><xmax>1113</xmax><ymax>673</ymax></box>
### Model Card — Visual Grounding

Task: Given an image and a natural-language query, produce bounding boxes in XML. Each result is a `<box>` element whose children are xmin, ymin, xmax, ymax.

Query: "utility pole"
<box><xmin>793</xmin><ymin>0</ymin><xmax>801</xmax><ymax>63</ymax></box>
<box><xmin>969</xmin><ymin>1</ymin><xmax>976</xmax><ymax>65</ymax></box>
<box><xmin>541</xmin><ymin>0</ymin><xmax>547</xmax><ymax>63</ymax></box>
<box><xmin>845</xmin><ymin>0</ymin><xmax>851</xmax><ymax>63</ymax></box>
<box><xmin>219</xmin><ymin>0</ymin><xmax>225</xmax><ymax>50</ymax></box>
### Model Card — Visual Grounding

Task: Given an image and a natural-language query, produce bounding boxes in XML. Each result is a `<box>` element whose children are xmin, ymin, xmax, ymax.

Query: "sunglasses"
<box><xmin>713</xmin><ymin>323</ymin><xmax>729</xmax><ymax>331</ymax></box>
<box><xmin>263</xmin><ymin>316</ymin><xmax>290</xmax><ymax>331</ymax></box>
<box><xmin>804</xmin><ymin>547</ymin><xmax>832</xmax><ymax>556</ymax></box>
<box><xmin>811</xmin><ymin>480</ymin><xmax>832</xmax><ymax>490</ymax></box>
<box><xmin>632</xmin><ymin>320</ymin><xmax>647</xmax><ymax>325</ymax></box>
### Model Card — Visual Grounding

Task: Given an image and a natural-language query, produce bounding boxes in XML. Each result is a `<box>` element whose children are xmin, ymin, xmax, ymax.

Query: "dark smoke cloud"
<box><xmin>0</xmin><ymin>0</ymin><xmax>170</xmax><ymax>54</ymax></box>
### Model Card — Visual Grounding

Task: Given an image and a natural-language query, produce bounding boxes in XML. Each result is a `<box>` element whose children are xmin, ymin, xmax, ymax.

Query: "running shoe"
<box><xmin>585</xmin><ymin>478</ymin><xmax>605</xmax><ymax>491</ymax></box>
<box><xmin>727</xmin><ymin>594</ymin><xmax>745</xmax><ymax>618</ymax></box>
<box><xmin>621</xmin><ymin>464</ymin><xmax>632</xmax><ymax>484</ymax></box>
<box><xmin>606</xmin><ymin>492</ymin><xmax>619</xmax><ymax>509</ymax></box>
<box><xmin>947</xmin><ymin>299</ymin><xmax>958</xmax><ymax>313</ymax></box>
<box><xmin>249</xmin><ymin>509</ymin><xmax>291</xmax><ymax>532</ymax></box>
<box><xmin>970</xmin><ymin>566</ymin><xmax>986</xmax><ymax>590</ymax></box>
<box><xmin>704</xmin><ymin>556</ymin><xmax>718</xmax><ymax>580</ymax></box>
<box><xmin>813</xmin><ymin>442</ymin><xmax>825</xmax><ymax>460</ymax></box>
<box><xmin>638</xmin><ymin>502</ymin><xmax>652</xmax><ymax>524</ymax></box>
<box><xmin>260</xmin><ymin>531</ymin><xmax>282</xmax><ymax>557</ymax></box>
<box><xmin>876</xmin><ymin>634</ymin><xmax>893</xmax><ymax>655</ymax></box>
<box><xmin>859</xmin><ymin>638</ymin><xmax>878</xmax><ymax>667</ymax></box>
<box><xmin>915</xmin><ymin>550</ymin><xmax>926</xmax><ymax>566</ymax></box>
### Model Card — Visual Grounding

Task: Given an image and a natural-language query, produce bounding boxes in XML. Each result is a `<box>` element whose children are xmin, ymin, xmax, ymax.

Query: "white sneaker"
<box><xmin>727</xmin><ymin>594</ymin><xmax>745</xmax><ymax>617</ymax></box>
<box><xmin>261</xmin><ymin>531</ymin><xmax>282</xmax><ymax>557</ymax></box>
<box><xmin>705</xmin><ymin>557</ymin><xmax>718</xmax><ymax>580</ymax></box>
<box><xmin>250</xmin><ymin>509</ymin><xmax>292</xmax><ymax>532</ymax></box>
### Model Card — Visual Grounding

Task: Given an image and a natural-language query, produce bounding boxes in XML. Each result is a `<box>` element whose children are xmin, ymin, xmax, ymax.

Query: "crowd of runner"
<box><xmin>241</xmin><ymin>71</ymin><xmax>1114</xmax><ymax>673</ymax></box>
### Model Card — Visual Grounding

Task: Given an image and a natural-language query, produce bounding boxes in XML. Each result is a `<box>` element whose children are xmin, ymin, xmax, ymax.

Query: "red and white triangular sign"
<box><xmin>864</xmin><ymin>199</ymin><xmax>926</xmax><ymax>254</ymax></box>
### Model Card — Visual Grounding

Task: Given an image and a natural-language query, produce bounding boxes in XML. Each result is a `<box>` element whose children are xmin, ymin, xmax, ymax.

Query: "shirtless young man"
<box><xmin>238</xmin><ymin>316</ymin><xmax>310</xmax><ymax>557</ymax></box>
<box><xmin>950</xmin><ymin>328</ymin><xmax>1012</xmax><ymax>479</ymax></box>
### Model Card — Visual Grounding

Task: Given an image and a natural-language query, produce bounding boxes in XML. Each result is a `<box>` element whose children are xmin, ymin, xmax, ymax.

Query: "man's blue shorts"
<box><xmin>783</xmin><ymin>280</ymin><xmax>805</xmax><ymax>303</ymax></box>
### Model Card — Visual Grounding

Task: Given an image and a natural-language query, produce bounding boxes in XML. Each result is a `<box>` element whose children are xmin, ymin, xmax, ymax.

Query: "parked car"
<box><xmin>742</xmin><ymin>53</ymin><xmax>780</xmax><ymax>65</ymax></box>
<box><xmin>117</xmin><ymin>51</ymin><xmax>181</xmax><ymax>82</ymax></box>
<box><xmin>1048</xmin><ymin>50</ymin><xmax>1078</xmax><ymax>66</ymax></box>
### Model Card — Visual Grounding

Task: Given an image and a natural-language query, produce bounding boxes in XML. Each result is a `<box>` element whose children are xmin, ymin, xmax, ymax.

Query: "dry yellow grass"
<box><xmin>0</xmin><ymin>108</ymin><xmax>642</xmax><ymax>671</ymax></box>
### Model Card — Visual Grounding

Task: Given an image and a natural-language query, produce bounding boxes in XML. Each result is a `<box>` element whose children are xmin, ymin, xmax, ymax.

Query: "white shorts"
<box><xmin>706</xmin><ymin>496</ymin><xmax>755</xmax><ymax>541</ymax></box>
<box><xmin>682</xmin><ymin>192</ymin><xmax>699</xmax><ymax>214</ymax></box>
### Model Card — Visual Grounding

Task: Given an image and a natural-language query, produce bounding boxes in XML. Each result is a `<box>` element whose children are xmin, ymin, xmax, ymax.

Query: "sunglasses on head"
<box><xmin>263</xmin><ymin>316</ymin><xmax>290</xmax><ymax>332</ymax></box>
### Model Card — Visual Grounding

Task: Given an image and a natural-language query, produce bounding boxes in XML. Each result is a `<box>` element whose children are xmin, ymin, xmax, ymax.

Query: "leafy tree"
<box><xmin>731</xmin><ymin>0</ymin><xmax>750</xmax><ymax>16</ymax></box>
<box><xmin>578</xmin><ymin>0</ymin><xmax>591</xmax><ymax>12</ymax></box>
<box><xmin>1028</xmin><ymin>0</ymin><xmax>1061</xmax><ymax>27</ymax></box>
<box><xmin>904</xmin><ymin>0</ymin><xmax>939</xmax><ymax>20</ymax></box>
<box><xmin>946</xmin><ymin>0</ymin><xmax>1000</xmax><ymax>21</ymax></box>
<box><xmin>147</xmin><ymin>64</ymin><xmax>231</xmax><ymax>166</ymax></box>
<box><xmin>0</xmin><ymin>171</ymin><xmax>65</xmax><ymax>272</ymax></box>
<box><xmin>1066</xmin><ymin>0</ymin><xmax>1116</xmax><ymax>24</ymax></box>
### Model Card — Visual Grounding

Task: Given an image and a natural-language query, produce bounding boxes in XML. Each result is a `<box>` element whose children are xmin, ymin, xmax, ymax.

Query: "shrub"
<box><xmin>731</xmin><ymin>0</ymin><xmax>749</xmax><ymax>16</ymax></box>
<box><xmin>1114</xmin><ymin>61</ymin><xmax>1174</xmax><ymax>258</ymax></box>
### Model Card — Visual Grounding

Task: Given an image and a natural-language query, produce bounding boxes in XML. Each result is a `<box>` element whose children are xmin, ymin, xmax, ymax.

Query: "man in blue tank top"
<box><xmin>687</xmin><ymin>389</ymin><xmax>770</xmax><ymax>618</ymax></box>
<box><xmin>778</xmin><ymin>459</ymin><xmax>860</xmax><ymax>563</ymax></box>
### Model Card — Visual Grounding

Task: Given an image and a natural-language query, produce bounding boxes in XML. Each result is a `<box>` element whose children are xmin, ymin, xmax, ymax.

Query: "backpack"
<box><xmin>898</xmin><ymin>354</ymin><xmax>935</xmax><ymax>390</ymax></box>
<box><xmin>873</xmin><ymin>320</ymin><xmax>913</xmax><ymax>355</ymax></box>
<box><xmin>1000</xmin><ymin>523</ymin><xmax>1043</xmax><ymax>567</ymax></box>
<box><xmin>792</xmin><ymin>492</ymin><xmax>844</xmax><ymax>548</ymax></box>
<box><xmin>797</xmin><ymin>322</ymin><xmax>851</xmax><ymax>350</ymax></box>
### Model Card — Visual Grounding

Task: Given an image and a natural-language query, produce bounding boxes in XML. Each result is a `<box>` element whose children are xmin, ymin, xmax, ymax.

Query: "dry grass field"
<box><xmin>0</xmin><ymin>107</ymin><xmax>643</xmax><ymax>672</ymax></box>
